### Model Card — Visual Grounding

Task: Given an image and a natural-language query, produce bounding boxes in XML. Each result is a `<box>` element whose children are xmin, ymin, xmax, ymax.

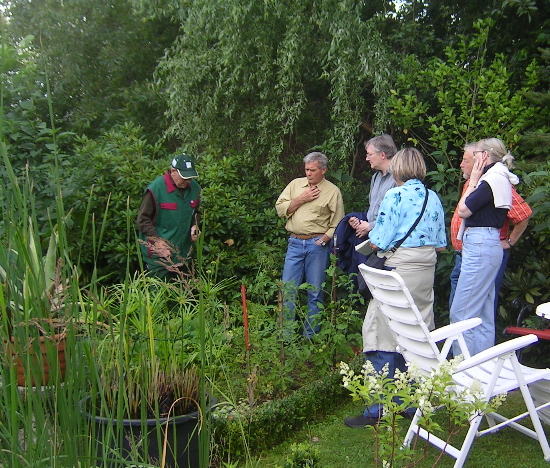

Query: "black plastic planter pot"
<box><xmin>80</xmin><ymin>396</ymin><xmax>215</xmax><ymax>468</ymax></box>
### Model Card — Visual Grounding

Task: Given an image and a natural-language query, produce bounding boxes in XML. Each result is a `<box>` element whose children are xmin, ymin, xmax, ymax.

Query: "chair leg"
<box><xmin>517</xmin><ymin>379</ymin><xmax>550</xmax><ymax>460</ymax></box>
<box><xmin>509</xmin><ymin>356</ymin><xmax>550</xmax><ymax>461</ymax></box>
<box><xmin>452</xmin><ymin>412</ymin><xmax>485</xmax><ymax>468</ymax></box>
<box><xmin>403</xmin><ymin>408</ymin><xmax>422</xmax><ymax>448</ymax></box>
<box><xmin>404</xmin><ymin>408</ymin><xmax>484</xmax><ymax>468</ymax></box>
<box><xmin>484</xmin><ymin>411</ymin><xmax>497</xmax><ymax>428</ymax></box>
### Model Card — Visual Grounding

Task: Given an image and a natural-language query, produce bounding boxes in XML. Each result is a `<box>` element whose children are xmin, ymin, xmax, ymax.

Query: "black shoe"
<box><xmin>344</xmin><ymin>415</ymin><xmax>379</xmax><ymax>428</ymax></box>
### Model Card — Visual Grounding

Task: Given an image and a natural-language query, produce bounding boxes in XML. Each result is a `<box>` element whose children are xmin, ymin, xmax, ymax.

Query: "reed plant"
<box><xmin>0</xmin><ymin>128</ymin><xmax>94</xmax><ymax>466</ymax></box>
<box><xmin>85</xmin><ymin>273</ymin><xmax>202</xmax><ymax>420</ymax></box>
<box><xmin>0</xmin><ymin>141</ymin><xmax>223</xmax><ymax>466</ymax></box>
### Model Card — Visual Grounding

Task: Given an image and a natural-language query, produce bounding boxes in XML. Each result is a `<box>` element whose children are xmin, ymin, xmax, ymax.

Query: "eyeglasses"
<box><xmin>472</xmin><ymin>150</ymin><xmax>485</xmax><ymax>156</ymax></box>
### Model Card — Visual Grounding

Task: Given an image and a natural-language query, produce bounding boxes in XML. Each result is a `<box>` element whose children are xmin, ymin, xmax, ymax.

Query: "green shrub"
<box><xmin>501</xmin><ymin>164</ymin><xmax>550</xmax><ymax>311</ymax></box>
<box><xmin>388</xmin><ymin>18</ymin><xmax>538</xmax><ymax>167</ymax></box>
<box><xmin>279</xmin><ymin>442</ymin><xmax>321</xmax><ymax>468</ymax></box>
<box><xmin>212</xmin><ymin>369</ymin><xmax>352</xmax><ymax>459</ymax></box>
<box><xmin>1</xmin><ymin>36</ymin><xmax>75</xmax><ymax>223</ymax></box>
<box><xmin>211</xmin><ymin>265</ymin><xmax>363</xmax><ymax>407</ymax></box>
<box><xmin>199</xmin><ymin>150</ymin><xmax>287</xmax><ymax>286</ymax></box>
<box><xmin>65</xmin><ymin>137</ymin><xmax>288</xmax><ymax>286</ymax></box>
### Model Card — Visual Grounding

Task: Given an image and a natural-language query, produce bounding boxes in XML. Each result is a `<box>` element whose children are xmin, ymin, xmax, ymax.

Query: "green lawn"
<box><xmin>236</xmin><ymin>390</ymin><xmax>550</xmax><ymax>467</ymax></box>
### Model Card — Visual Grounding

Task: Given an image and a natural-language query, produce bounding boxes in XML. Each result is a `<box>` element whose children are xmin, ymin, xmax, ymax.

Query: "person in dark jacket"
<box><xmin>334</xmin><ymin>212</ymin><xmax>369</xmax><ymax>291</ymax></box>
<box><xmin>137</xmin><ymin>154</ymin><xmax>201</xmax><ymax>280</ymax></box>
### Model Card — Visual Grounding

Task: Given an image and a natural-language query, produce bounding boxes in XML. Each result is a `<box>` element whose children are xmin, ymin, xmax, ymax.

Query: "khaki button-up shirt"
<box><xmin>275</xmin><ymin>177</ymin><xmax>344</xmax><ymax>239</ymax></box>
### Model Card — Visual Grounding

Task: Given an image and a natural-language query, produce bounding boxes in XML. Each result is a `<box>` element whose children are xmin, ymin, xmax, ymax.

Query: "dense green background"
<box><xmin>2</xmin><ymin>0</ymin><xmax>550</xmax><ymax>329</ymax></box>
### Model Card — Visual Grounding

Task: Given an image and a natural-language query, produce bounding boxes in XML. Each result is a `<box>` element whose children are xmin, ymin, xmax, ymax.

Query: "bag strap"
<box><xmin>389</xmin><ymin>186</ymin><xmax>429</xmax><ymax>253</ymax></box>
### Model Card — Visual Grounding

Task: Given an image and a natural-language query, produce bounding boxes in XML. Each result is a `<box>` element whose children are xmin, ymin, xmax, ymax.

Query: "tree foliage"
<box><xmin>388</xmin><ymin>17</ymin><xmax>539</xmax><ymax>218</ymax></box>
<box><xmin>0</xmin><ymin>35</ymin><xmax>74</xmax><ymax>219</ymax></box>
<box><xmin>5</xmin><ymin>0</ymin><xmax>179</xmax><ymax>142</ymax></box>
<box><xmin>156</xmin><ymin>0</ymin><xmax>395</xmax><ymax>182</ymax></box>
<box><xmin>399</xmin><ymin>0</ymin><xmax>550</xmax><ymax>67</ymax></box>
<box><xmin>389</xmin><ymin>19</ymin><xmax>538</xmax><ymax>161</ymax></box>
<box><xmin>3</xmin><ymin>0</ymin><xmax>550</xmax><ymax>321</ymax></box>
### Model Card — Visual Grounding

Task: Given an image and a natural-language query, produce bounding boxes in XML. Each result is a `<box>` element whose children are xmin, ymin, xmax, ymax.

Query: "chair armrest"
<box><xmin>456</xmin><ymin>334</ymin><xmax>539</xmax><ymax>372</ymax></box>
<box><xmin>430</xmin><ymin>318</ymin><xmax>482</xmax><ymax>343</ymax></box>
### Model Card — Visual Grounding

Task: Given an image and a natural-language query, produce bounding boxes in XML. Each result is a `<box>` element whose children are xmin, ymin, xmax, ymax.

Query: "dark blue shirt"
<box><xmin>464</xmin><ymin>180</ymin><xmax>508</xmax><ymax>229</ymax></box>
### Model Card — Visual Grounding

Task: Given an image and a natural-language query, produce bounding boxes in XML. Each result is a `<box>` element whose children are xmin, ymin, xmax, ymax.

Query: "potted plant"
<box><xmin>0</xmin><ymin>152</ymin><xmax>81</xmax><ymax>389</ymax></box>
<box><xmin>0</xmin><ymin>210</ymin><xmax>77</xmax><ymax>388</ymax></box>
<box><xmin>80</xmin><ymin>272</ymin><xmax>216</xmax><ymax>468</ymax></box>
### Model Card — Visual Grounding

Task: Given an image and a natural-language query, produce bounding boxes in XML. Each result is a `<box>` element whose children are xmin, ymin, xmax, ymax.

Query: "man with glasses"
<box><xmin>348</xmin><ymin>134</ymin><xmax>398</xmax><ymax>238</ymax></box>
<box><xmin>341</xmin><ymin>134</ymin><xmax>397</xmax><ymax>296</ymax></box>
<box><xmin>343</xmin><ymin>134</ymin><xmax>400</xmax><ymax>429</ymax></box>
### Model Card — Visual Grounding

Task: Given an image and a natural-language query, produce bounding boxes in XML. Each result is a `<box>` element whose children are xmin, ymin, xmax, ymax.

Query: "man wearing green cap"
<box><xmin>137</xmin><ymin>154</ymin><xmax>201</xmax><ymax>279</ymax></box>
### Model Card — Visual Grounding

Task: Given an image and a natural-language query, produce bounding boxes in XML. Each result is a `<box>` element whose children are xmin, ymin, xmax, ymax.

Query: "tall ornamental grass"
<box><xmin>0</xmin><ymin>140</ymin><xmax>94</xmax><ymax>466</ymax></box>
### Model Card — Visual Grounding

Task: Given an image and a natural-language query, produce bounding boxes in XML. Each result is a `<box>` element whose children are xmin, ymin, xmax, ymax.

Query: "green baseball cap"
<box><xmin>171</xmin><ymin>153</ymin><xmax>198</xmax><ymax>179</ymax></box>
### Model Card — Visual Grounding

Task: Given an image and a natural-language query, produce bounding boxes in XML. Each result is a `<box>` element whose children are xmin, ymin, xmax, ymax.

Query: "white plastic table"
<box><xmin>536</xmin><ymin>303</ymin><xmax>550</xmax><ymax>320</ymax></box>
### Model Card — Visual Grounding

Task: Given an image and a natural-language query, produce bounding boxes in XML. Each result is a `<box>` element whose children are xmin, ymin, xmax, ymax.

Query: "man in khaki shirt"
<box><xmin>276</xmin><ymin>152</ymin><xmax>345</xmax><ymax>337</ymax></box>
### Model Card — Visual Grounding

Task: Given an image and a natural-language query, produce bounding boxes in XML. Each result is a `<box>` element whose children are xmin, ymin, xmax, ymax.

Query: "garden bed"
<box><xmin>212</xmin><ymin>357</ymin><xmax>362</xmax><ymax>460</ymax></box>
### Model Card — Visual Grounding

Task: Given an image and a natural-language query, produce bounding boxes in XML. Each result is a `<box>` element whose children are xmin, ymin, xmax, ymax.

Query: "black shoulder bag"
<box><xmin>365</xmin><ymin>186</ymin><xmax>429</xmax><ymax>270</ymax></box>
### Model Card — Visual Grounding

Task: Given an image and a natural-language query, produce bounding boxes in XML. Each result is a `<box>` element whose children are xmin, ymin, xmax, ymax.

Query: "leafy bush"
<box><xmin>279</xmin><ymin>442</ymin><xmax>321</xmax><ymax>468</ymax></box>
<box><xmin>501</xmin><ymin>164</ymin><xmax>550</xmax><ymax>310</ymax></box>
<box><xmin>212</xmin><ymin>369</ymin><xmax>352</xmax><ymax>459</ymax></box>
<box><xmin>212</xmin><ymin>264</ymin><xmax>364</xmax><ymax>406</ymax></box>
<box><xmin>199</xmin><ymin>150</ymin><xmax>288</xmax><ymax>286</ymax></box>
<box><xmin>208</xmin><ymin>269</ymin><xmax>364</xmax><ymax>462</ymax></box>
<box><xmin>65</xmin><ymin>136</ymin><xmax>288</xmax><ymax>285</ymax></box>
<box><xmin>340</xmin><ymin>358</ymin><xmax>506</xmax><ymax>468</ymax></box>
<box><xmin>1</xmin><ymin>36</ymin><xmax>75</xmax><ymax>222</ymax></box>
<box><xmin>388</xmin><ymin>18</ymin><xmax>538</xmax><ymax>168</ymax></box>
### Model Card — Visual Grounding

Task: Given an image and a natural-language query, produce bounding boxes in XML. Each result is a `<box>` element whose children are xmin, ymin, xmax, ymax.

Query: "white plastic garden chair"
<box><xmin>358</xmin><ymin>263</ymin><xmax>550</xmax><ymax>468</ymax></box>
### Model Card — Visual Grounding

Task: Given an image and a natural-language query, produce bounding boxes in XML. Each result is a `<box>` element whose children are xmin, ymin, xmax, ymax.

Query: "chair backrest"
<box><xmin>359</xmin><ymin>264</ymin><xmax>445</xmax><ymax>375</ymax></box>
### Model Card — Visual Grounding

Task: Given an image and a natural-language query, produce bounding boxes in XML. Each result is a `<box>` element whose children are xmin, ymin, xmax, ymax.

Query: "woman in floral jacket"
<box><xmin>345</xmin><ymin>147</ymin><xmax>447</xmax><ymax>428</ymax></box>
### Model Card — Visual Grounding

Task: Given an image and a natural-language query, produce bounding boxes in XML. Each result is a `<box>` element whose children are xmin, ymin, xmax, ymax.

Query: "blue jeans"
<box><xmin>449</xmin><ymin>247</ymin><xmax>509</xmax><ymax>316</ymax></box>
<box><xmin>493</xmin><ymin>248</ymin><xmax>510</xmax><ymax>314</ymax></box>
<box><xmin>450</xmin><ymin>227</ymin><xmax>502</xmax><ymax>356</ymax></box>
<box><xmin>449</xmin><ymin>252</ymin><xmax>462</xmax><ymax>310</ymax></box>
<box><xmin>282</xmin><ymin>235</ymin><xmax>330</xmax><ymax>337</ymax></box>
<box><xmin>363</xmin><ymin>351</ymin><xmax>414</xmax><ymax>418</ymax></box>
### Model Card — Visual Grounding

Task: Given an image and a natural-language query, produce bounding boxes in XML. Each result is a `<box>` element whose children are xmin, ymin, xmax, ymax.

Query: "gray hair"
<box><xmin>461</xmin><ymin>143</ymin><xmax>477</xmax><ymax>181</ymax></box>
<box><xmin>303</xmin><ymin>152</ymin><xmax>328</xmax><ymax>169</ymax></box>
<box><xmin>476</xmin><ymin>137</ymin><xmax>515</xmax><ymax>169</ymax></box>
<box><xmin>365</xmin><ymin>134</ymin><xmax>398</xmax><ymax>159</ymax></box>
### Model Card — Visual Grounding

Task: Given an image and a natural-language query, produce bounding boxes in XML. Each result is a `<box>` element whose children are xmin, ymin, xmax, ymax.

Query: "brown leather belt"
<box><xmin>291</xmin><ymin>233</ymin><xmax>324</xmax><ymax>240</ymax></box>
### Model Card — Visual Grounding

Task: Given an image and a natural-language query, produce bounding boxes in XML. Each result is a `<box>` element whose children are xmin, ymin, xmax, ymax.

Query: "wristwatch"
<box><xmin>318</xmin><ymin>240</ymin><xmax>326</xmax><ymax>247</ymax></box>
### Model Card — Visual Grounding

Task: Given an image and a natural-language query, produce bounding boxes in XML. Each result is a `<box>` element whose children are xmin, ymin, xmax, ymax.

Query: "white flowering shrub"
<box><xmin>339</xmin><ymin>358</ymin><xmax>507</xmax><ymax>467</ymax></box>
